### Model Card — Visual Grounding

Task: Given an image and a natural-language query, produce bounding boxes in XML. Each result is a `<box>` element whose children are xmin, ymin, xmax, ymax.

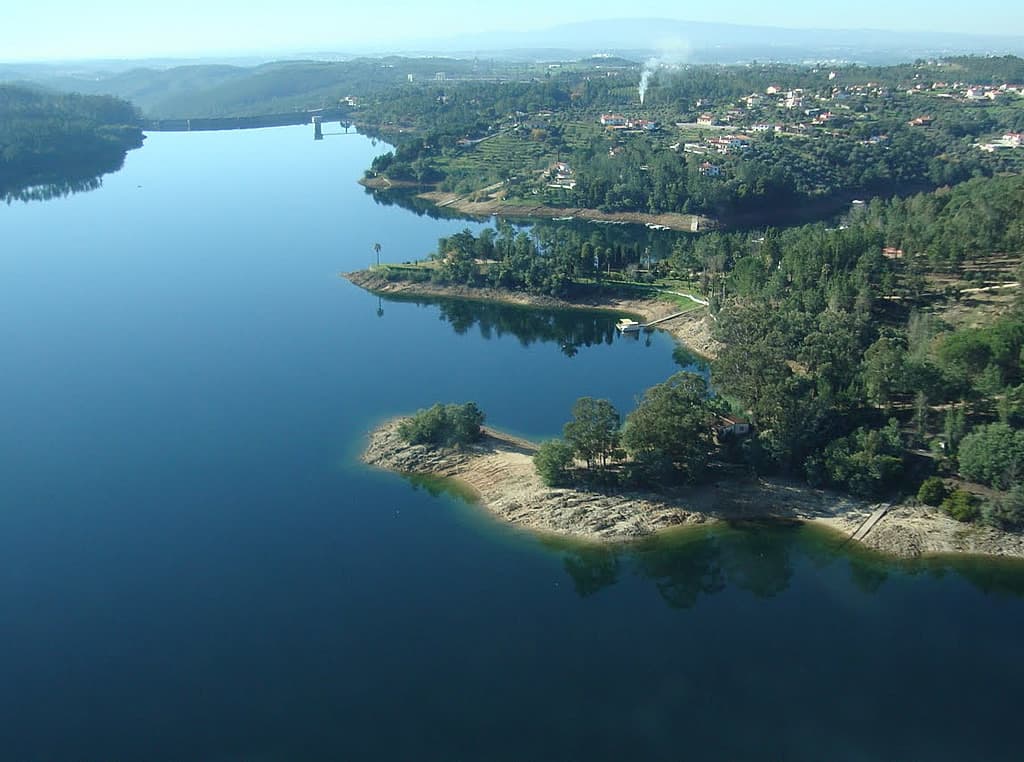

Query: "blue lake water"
<box><xmin>2</xmin><ymin>125</ymin><xmax>1024</xmax><ymax>761</ymax></box>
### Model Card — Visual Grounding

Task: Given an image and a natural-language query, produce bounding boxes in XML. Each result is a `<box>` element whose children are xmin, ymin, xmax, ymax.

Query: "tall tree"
<box><xmin>563</xmin><ymin>397</ymin><xmax>621</xmax><ymax>469</ymax></box>
<box><xmin>621</xmin><ymin>372</ymin><xmax>716</xmax><ymax>483</ymax></box>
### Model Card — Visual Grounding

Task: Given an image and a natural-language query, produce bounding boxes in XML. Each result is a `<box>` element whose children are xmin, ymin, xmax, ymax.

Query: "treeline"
<box><xmin>0</xmin><ymin>84</ymin><xmax>143</xmax><ymax>201</ymax></box>
<box><xmin>413</xmin><ymin>220</ymin><xmax>665</xmax><ymax>298</ymax></box>
<box><xmin>671</xmin><ymin>174</ymin><xmax>1024</xmax><ymax>302</ymax></box>
<box><xmin>853</xmin><ymin>174</ymin><xmax>1024</xmax><ymax>271</ymax></box>
<box><xmin>386</xmin><ymin>174</ymin><xmax>1024</xmax><ymax>306</ymax></box>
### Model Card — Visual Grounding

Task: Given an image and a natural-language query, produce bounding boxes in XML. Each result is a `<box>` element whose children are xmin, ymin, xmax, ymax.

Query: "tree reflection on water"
<box><xmin>2</xmin><ymin>151</ymin><xmax>128</xmax><ymax>204</ymax></box>
<box><xmin>551</xmin><ymin>521</ymin><xmax>1024</xmax><ymax>609</ymax></box>
<box><xmin>380</xmin><ymin>294</ymin><xmax>621</xmax><ymax>357</ymax></box>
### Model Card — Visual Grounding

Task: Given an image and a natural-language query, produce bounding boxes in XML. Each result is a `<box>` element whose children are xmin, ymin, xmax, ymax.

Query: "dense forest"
<box><xmin>0</xmin><ymin>85</ymin><xmax>143</xmax><ymax>201</ymax></box>
<box><xmin>379</xmin><ymin>173</ymin><xmax>1024</xmax><ymax>525</ymax></box>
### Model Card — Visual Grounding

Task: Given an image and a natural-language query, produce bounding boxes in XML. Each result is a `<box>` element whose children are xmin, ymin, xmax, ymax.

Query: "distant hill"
<box><xmin>399</xmin><ymin>18</ymin><xmax>1024</xmax><ymax>64</ymax></box>
<box><xmin>3</xmin><ymin>25</ymin><xmax>1023</xmax><ymax>123</ymax></box>
<box><xmin>0</xmin><ymin>57</ymin><xmax>528</xmax><ymax>118</ymax></box>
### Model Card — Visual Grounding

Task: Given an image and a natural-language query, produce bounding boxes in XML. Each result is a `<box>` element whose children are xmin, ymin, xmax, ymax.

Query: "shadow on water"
<box><xmin>543</xmin><ymin>521</ymin><xmax>1024</xmax><ymax>609</ymax></box>
<box><xmin>2</xmin><ymin>150</ymin><xmax>130</xmax><ymax>204</ymax></box>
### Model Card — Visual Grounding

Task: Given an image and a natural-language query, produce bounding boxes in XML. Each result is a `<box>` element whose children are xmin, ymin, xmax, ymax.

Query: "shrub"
<box><xmin>534</xmin><ymin>439</ymin><xmax>577</xmax><ymax>487</ymax></box>
<box><xmin>398</xmin><ymin>402</ymin><xmax>485</xmax><ymax>448</ymax></box>
<box><xmin>940</xmin><ymin>489</ymin><xmax>980</xmax><ymax>522</ymax></box>
<box><xmin>813</xmin><ymin>419</ymin><xmax>904</xmax><ymax>497</ymax></box>
<box><xmin>981</xmin><ymin>487</ymin><xmax>1024</xmax><ymax>530</ymax></box>
<box><xmin>957</xmin><ymin>423</ymin><xmax>1024</xmax><ymax>490</ymax></box>
<box><xmin>917</xmin><ymin>476</ymin><xmax>948</xmax><ymax>506</ymax></box>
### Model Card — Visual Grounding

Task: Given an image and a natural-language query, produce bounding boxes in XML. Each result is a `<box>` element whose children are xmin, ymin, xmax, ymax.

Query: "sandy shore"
<box><xmin>362</xmin><ymin>419</ymin><xmax>1024</xmax><ymax>558</ymax></box>
<box><xmin>343</xmin><ymin>270</ymin><xmax>723</xmax><ymax>359</ymax></box>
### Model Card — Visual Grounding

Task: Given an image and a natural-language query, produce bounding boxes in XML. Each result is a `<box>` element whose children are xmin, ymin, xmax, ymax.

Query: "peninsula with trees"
<box><xmin>355</xmin><ymin>167</ymin><xmax>1024</xmax><ymax>559</ymax></box>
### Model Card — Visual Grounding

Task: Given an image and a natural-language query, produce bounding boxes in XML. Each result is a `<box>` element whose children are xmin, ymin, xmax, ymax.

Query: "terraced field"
<box><xmin>434</xmin><ymin>133</ymin><xmax>554</xmax><ymax>192</ymax></box>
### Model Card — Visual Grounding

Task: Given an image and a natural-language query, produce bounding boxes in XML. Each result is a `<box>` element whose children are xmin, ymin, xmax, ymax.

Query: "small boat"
<box><xmin>616</xmin><ymin>318</ymin><xmax>642</xmax><ymax>333</ymax></box>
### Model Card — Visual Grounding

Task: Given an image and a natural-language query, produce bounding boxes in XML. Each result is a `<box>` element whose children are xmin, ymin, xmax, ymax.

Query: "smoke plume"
<box><xmin>638</xmin><ymin>38</ymin><xmax>692</xmax><ymax>105</ymax></box>
<box><xmin>639</xmin><ymin>64</ymin><xmax>654</xmax><ymax>105</ymax></box>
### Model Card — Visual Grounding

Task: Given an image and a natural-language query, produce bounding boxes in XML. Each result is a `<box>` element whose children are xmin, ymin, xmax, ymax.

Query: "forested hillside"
<box><xmin>0</xmin><ymin>85</ymin><xmax>143</xmax><ymax>201</ymax></box>
<box><xmin>374</xmin><ymin>173</ymin><xmax>1024</xmax><ymax>522</ymax></box>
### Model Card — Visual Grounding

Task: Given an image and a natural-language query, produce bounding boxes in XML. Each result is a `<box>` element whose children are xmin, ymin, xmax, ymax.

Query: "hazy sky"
<box><xmin>5</xmin><ymin>0</ymin><xmax>1023</xmax><ymax>61</ymax></box>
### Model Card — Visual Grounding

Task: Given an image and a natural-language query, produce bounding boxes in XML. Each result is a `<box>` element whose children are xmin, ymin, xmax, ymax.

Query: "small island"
<box><xmin>364</xmin><ymin>404</ymin><xmax>1024</xmax><ymax>559</ymax></box>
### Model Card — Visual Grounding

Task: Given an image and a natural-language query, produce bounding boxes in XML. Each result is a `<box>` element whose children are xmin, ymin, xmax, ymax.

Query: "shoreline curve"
<box><xmin>362</xmin><ymin>418</ymin><xmax>1024</xmax><ymax>559</ymax></box>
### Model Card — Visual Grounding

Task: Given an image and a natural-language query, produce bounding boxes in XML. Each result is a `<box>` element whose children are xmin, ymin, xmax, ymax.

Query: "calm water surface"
<box><xmin>2</xmin><ymin>126</ymin><xmax>1024</xmax><ymax>761</ymax></box>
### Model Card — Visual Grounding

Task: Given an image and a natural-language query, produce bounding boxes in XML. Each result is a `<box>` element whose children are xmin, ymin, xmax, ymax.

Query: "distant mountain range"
<box><xmin>387</xmin><ymin>18</ymin><xmax>1024</xmax><ymax>64</ymax></box>
<box><xmin>2</xmin><ymin>16</ymin><xmax>1022</xmax><ymax>120</ymax></box>
<box><xmin>2</xmin><ymin>18</ymin><xmax>1022</xmax><ymax>73</ymax></box>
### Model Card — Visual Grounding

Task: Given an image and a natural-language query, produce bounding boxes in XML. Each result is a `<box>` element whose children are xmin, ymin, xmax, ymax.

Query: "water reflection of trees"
<box><xmin>554</xmin><ymin>523</ymin><xmax>1024</xmax><ymax>609</ymax></box>
<box><xmin>634</xmin><ymin>536</ymin><xmax>728</xmax><ymax>608</ymax></box>
<box><xmin>396</xmin><ymin>297</ymin><xmax>621</xmax><ymax>357</ymax></box>
<box><xmin>365</xmin><ymin>188</ymin><xmax>472</xmax><ymax>222</ymax></box>
<box><xmin>563</xmin><ymin>546</ymin><xmax>621</xmax><ymax>598</ymax></box>
<box><xmin>2</xmin><ymin>151</ymin><xmax>127</xmax><ymax>204</ymax></box>
<box><xmin>367</xmin><ymin>187</ymin><xmax>687</xmax><ymax>259</ymax></box>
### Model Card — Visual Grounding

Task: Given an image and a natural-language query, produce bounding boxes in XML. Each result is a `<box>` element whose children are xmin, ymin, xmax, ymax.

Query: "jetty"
<box><xmin>849</xmin><ymin>503</ymin><xmax>892</xmax><ymax>543</ymax></box>
<box><xmin>644</xmin><ymin>310</ymin><xmax>695</xmax><ymax>328</ymax></box>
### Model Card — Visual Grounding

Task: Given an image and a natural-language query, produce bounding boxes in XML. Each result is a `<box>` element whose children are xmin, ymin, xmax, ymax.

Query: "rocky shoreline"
<box><xmin>363</xmin><ymin>419</ymin><xmax>1024</xmax><ymax>558</ymax></box>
